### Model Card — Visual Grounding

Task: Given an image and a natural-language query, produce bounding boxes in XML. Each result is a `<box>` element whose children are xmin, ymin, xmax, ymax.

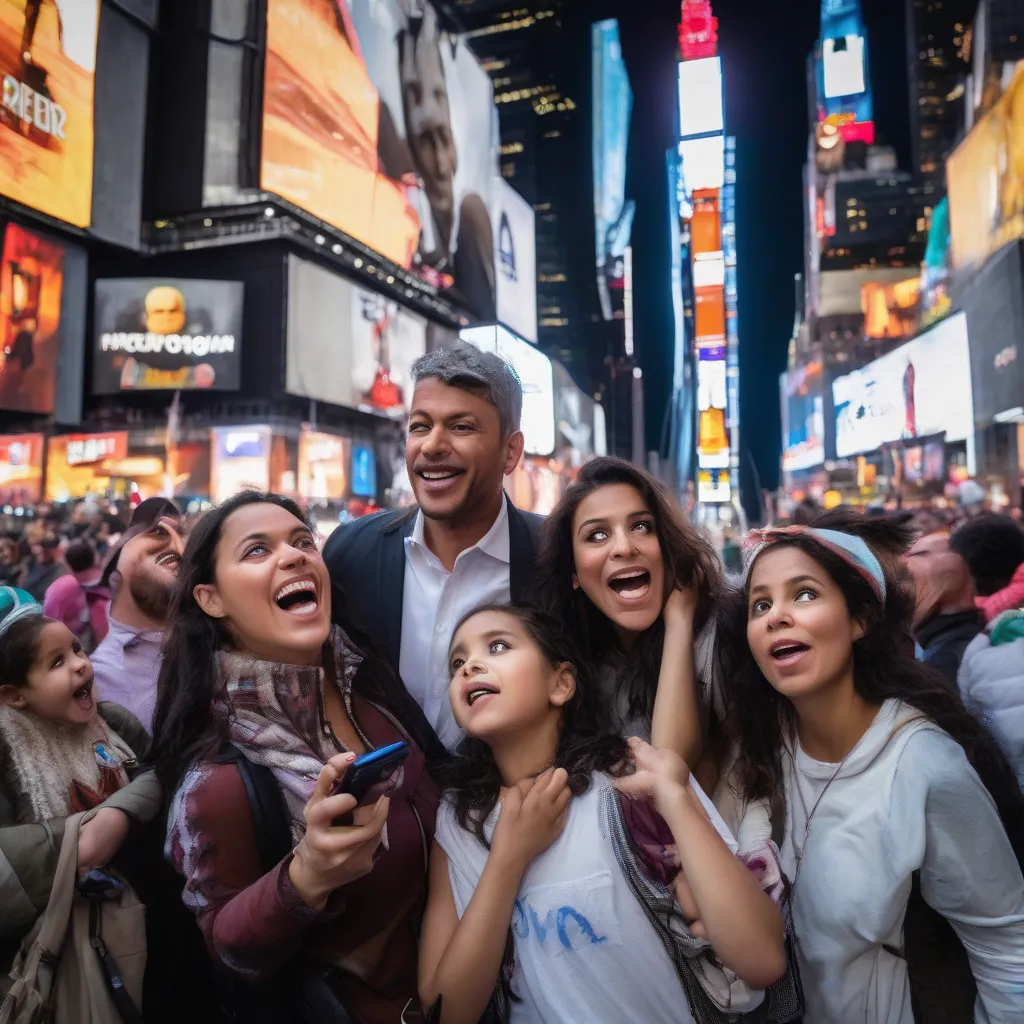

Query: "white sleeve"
<box><xmin>893</xmin><ymin>729</ymin><xmax>1024</xmax><ymax>1023</ymax></box>
<box><xmin>690</xmin><ymin>777</ymin><xmax>739</xmax><ymax>855</ymax></box>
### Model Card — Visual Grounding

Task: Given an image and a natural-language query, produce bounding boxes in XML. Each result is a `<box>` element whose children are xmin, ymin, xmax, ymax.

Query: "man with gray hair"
<box><xmin>324</xmin><ymin>340</ymin><xmax>541</xmax><ymax>752</ymax></box>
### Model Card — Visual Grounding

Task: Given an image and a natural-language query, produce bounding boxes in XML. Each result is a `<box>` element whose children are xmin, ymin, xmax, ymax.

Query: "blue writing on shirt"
<box><xmin>512</xmin><ymin>899</ymin><xmax>607</xmax><ymax>951</ymax></box>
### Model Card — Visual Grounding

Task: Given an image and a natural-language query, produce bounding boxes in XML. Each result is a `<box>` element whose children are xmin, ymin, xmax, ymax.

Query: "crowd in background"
<box><xmin>0</xmin><ymin>342</ymin><xmax>1022</xmax><ymax>1023</ymax></box>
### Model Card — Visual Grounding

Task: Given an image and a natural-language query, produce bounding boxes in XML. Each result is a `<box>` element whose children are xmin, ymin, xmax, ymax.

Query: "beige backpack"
<box><xmin>1</xmin><ymin>810</ymin><xmax>147</xmax><ymax>1024</ymax></box>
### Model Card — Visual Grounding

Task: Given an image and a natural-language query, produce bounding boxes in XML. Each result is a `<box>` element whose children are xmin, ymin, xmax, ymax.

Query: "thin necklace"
<box><xmin>791</xmin><ymin>744</ymin><xmax>855</xmax><ymax>890</ymax></box>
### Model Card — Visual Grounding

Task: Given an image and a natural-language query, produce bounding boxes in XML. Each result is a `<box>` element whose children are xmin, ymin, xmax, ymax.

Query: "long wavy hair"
<box><xmin>532</xmin><ymin>457</ymin><xmax>723</xmax><ymax>727</ymax></box>
<box><xmin>148</xmin><ymin>491</ymin><xmax>381</xmax><ymax>795</ymax></box>
<box><xmin>721</xmin><ymin>510</ymin><xmax>1024</xmax><ymax>858</ymax></box>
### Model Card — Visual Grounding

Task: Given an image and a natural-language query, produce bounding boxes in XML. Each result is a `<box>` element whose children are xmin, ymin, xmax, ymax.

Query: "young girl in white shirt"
<box><xmin>418</xmin><ymin>603</ymin><xmax>796</xmax><ymax>1024</ymax></box>
<box><xmin>724</xmin><ymin>514</ymin><xmax>1024</xmax><ymax>1023</ymax></box>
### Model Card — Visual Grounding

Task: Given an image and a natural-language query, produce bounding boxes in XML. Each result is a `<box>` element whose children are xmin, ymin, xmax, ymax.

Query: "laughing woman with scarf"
<box><xmin>150</xmin><ymin>492</ymin><xmax>438</xmax><ymax>1024</ymax></box>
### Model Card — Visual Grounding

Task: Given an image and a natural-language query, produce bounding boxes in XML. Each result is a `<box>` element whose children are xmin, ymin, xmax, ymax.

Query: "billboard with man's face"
<box><xmin>93</xmin><ymin>279</ymin><xmax>244</xmax><ymax>394</ymax></box>
<box><xmin>0</xmin><ymin>0</ymin><xmax>100</xmax><ymax>227</ymax></box>
<box><xmin>261</xmin><ymin>0</ymin><xmax>499</xmax><ymax>322</ymax></box>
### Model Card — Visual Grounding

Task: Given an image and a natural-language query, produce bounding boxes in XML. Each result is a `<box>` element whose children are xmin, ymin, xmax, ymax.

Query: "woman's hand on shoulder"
<box><xmin>663</xmin><ymin>587</ymin><xmax>699</xmax><ymax>631</ymax></box>
<box><xmin>289</xmin><ymin>753</ymin><xmax>390</xmax><ymax>911</ymax></box>
<box><xmin>491</xmin><ymin>767</ymin><xmax>571</xmax><ymax>873</ymax></box>
<box><xmin>615</xmin><ymin>737</ymin><xmax>692</xmax><ymax>817</ymax></box>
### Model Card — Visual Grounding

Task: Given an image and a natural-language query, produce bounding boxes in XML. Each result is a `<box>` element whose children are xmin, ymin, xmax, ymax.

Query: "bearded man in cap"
<box><xmin>90</xmin><ymin>499</ymin><xmax>184</xmax><ymax>733</ymax></box>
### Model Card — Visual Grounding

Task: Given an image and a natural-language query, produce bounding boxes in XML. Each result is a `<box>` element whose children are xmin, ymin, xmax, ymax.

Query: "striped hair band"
<box><xmin>743</xmin><ymin>526</ymin><xmax>887</xmax><ymax>604</ymax></box>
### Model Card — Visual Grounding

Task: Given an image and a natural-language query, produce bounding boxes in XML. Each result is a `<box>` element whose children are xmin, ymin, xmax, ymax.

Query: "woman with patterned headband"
<box><xmin>718</xmin><ymin>508</ymin><xmax>1024</xmax><ymax>1023</ymax></box>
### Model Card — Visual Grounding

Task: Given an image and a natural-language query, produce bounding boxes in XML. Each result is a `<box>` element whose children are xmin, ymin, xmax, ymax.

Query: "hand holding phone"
<box><xmin>331</xmin><ymin>741</ymin><xmax>409</xmax><ymax>825</ymax></box>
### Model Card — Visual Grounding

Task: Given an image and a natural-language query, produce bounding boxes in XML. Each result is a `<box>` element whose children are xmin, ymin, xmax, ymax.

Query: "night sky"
<box><xmin>589</xmin><ymin>0</ymin><xmax>911</xmax><ymax>513</ymax></box>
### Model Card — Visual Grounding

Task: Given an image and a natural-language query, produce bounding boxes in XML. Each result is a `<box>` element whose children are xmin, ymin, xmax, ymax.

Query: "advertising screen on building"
<box><xmin>45</xmin><ymin>431</ymin><xmax>129</xmax><ymax>502</ymax></box>
<box><xmin>678</xmin><ymin>57</ymin><xmax>723</xmax><ymax>138</ymax></box>
<box><xmin>351</xmin><ymin>443</ymin><xmax>377</xmax><ymax>497</ymax></box>
<box><xmin>947</xmin><ymin>66</ymin><xmax>1024</xmax><ymax>271</ymax></box>
<box><xmin>461</xmin><ymin>324</ymin><xmax>555</xmax><ymax>456</ymax></box>
<box><xmin>210</xmin><ymin>426</ymin><xmax>272</xmax><ymax>505</ymax></box>
<box><xmin>678</xmin><ymin>136</ymin><xmax>725</xmax><ymax>192</ymax></box>
<box><xmin>861</xmin><ymin>277</ymin><xmax>920</xmax><ymax>340</ymax></box>
<box><xmin>783</xmin><ymin>361</ymin><xmax>827</xmax><ymax>471</ymax></box>
<box><xmin>493</xmin><ymin>179</ymin><xmax>537</xmax><ymax>344</ymax></box>
<box><xmin>93</xmin><ymin>279</ymin><xmax>244</xmax><ymax>394</ymax></box>
<box><xmin>298</xmin><ymin>429</ymin><xmax>349</xmax><ymax>501</ymax></box>
<box><xmin>592</xmin><ymin>19</ymin><xmax>635</xmax><ymax>322</ymax></box>
<box><xmin>679</xmin><ymin>0</ymin><xmax>718</xmax><ymax>61</ymax></box>
<box><xmin>697</xmin><ymin>347</ymin><xmax>729</xmax><ymax>471</ymax></box>
<box><xmin>0</xmin><ymin>0</ymin><xmax>99</xmax><ymax>227</ymax></box>
<box><xmin>262</xmin><ymin>0</ymin><xmax>499</xmax><ymax>322</ymax></box>
<box><xmin>0</xmin><ymin>222</ymin><xmax>66</xmax><ymax>414</ymax></box>
<box><xmin>833</xmin><ymin>312</ymin><xmax>973</xmax><ymax>458</ymax></box>
<box><xmin>286</xmin><ymin>256</ymin><xmax>428</xmax><ymax>418</ymax></box>
<box><xmin>0</xmin><ymin>432</ymin><xmax>42</xmax><ymax>505</ymax></box>
<box><xmin>814</xmin><ymin>0</ymin><xmax>873</xmax><ymax>144</ymax></box>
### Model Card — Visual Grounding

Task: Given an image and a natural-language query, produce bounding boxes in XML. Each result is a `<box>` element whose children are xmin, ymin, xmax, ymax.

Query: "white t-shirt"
<box><xmin>435</xmin><ymin>774</ymin><xmax>738</xmax><ymax>1024</ymax></box>
<box><xmin>781</xmin><ymin>699</ymin><xmax>1024</xmax><ymax>1024</ymax></box>
<box><xmin>399</xmin><ymin>503</ymin><xmax>511</xmax><ymax>749</ymax></box>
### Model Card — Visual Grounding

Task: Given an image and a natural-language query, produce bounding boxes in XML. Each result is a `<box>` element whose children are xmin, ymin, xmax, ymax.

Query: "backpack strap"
<box><xmin>216</xmin><ymin>746</ymin><xmax>293</xmax><ymax>874</ymax></box>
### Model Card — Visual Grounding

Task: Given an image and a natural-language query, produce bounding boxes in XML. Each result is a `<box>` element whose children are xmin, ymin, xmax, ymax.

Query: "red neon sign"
<box><xmin>679</xmin><ymin>0</ymin><xmax>719</xmax><ymax>61</ymax></box>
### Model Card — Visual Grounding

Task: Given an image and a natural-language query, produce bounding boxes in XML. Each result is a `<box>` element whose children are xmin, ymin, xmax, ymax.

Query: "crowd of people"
<box><xmin>0</xmin><ymin>340</ymin><xmax>1023</xmax><ymax>1023</ymax></box>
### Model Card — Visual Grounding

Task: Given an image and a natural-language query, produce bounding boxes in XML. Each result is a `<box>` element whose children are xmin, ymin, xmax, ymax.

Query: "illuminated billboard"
<box><xmin>0</xmin><ymin>432</ymin><xmax>43</xmax><ymax>506</ymax></box>
<box><xmin>0</xmin><ymin>0</ymin><xmax>99</xmax><ymax>227</ymax></box>
<box><xmin>678</xmin><ymin>57</ymin><xmax>723</xmax><ymax>138</ymax></box>
<box><xmin>493</xmin><ymin>179</ymin><xmax>537</xmax><ymax>345</ymax></box>
<box><xmin>697</xmin><ymin>347</ymin><xmax>728</xmax><ymax>470</ymax></box>
<box><xmin>286</xmin><ymin>256</ymin><xmax>428</xmax><ymax>419</ymax></box>
<box><xmin>678</xmin><ymin>136</ymin><xmax>725</xmax><ymax>192</ymax></box>
<box><xmin>592</xmin><ymin>19</ymin><xmax>635</xmax><ymax>322</ymax></box>
<box><xmin>833</xmin><ymin>313</ymin><xmax>973</xmax><ymax>458</ymax></box>
<box><xmin>782</xmin><ymin>362</ymin><xmax>826</xmax><ymax>471</ymax></box>
<box><xmin>93</xmin><ymin>279</ymin><xmax>244</xmax><ymax>393</ymax></box>
<box><xmin>0</xmin><ymin>223</ymin><xmax>66</xmax><ymax>414</ymax></box>
<box><xmin>262</xmin><ymin>0</ymin><xmax>499</xmax><ymax>321</ymax></box>
<box><xmin>861</xmin><ymin>277</ymin><xmax>920</xmax><ymax>341</ymax></box>
<box><xmin>814</xmin><ymin>0</ymin><xmax>874</xmax><ymax>144</ymax></box>
<box><xmin>45</xmin><ymin>431</ymin><xmax>129</xmax><ymax>502</ymax></box>
<box><xmin>947</xmin><ymin>66</ymin><xmax>1024</xmax><ymax>271</ymax></box>
<box><xmin>678</xmin><ymin>0</ymin><xmax>719</xmax><ymax>61</ymax></box>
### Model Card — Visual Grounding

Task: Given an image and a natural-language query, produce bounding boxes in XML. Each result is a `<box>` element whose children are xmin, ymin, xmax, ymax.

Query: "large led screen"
<box><xmin>783</xmin><ymin>362</ymin><xmax>826</xmax><ymax>471</ymax></box>
<box><xmin>947</xmin><ymin>66</ymin><xmax>1024</xmax><ymax>271</ymax></box>
<box><xmin>678</xmin><ymin>136</ymin><xmax>725</xmax><ymax>192</ymax></box>
<box><xmin>0</xmin><ymin>223</ymin><xmax>65</xmax><ymax>413</ymax></box>
<box><xmin>286</xmin><ymin>256</ymin><xmax>427</xmax><ymax>418</ymax></box>
<box><xmin>592</xmin><ymin>18</ymin><xmax>635</xmax><ymax>322</ymax></box>
<box><xmin>262</xmin><ymin>0</ymin><xmax>499</xmax><ymax>322</ymax></box>
<box><xmin>461</xmin><ymin>324</ymin><xmax>555</xmax><ymax>456</ymax></box>
<box><xmin>833</xmin><ymin>313</ymin><xmax>973</xmax><ymax>458</ymax></box>
<box><xmin>678</xmin><ymin>57</ymin><xmax>723</xmax><ymax>139</ymax></box>
<box><xmin>697</xmin><ymin>347</ymin><xmax>729</xmax><ymax>470</ymax></box>
<box><xmin>93</xmin><ymin>279</ymin><xmax>244</xmax><ymax>393</ymax></box>
<box><xmin>493</xmin><ymin>178</ymin><xmax>537</xmax><ymax>344</ymax></box>
<box><xmin>45</xmin><ymin>431</ymin><xmax>128</xmax><ymax>502</ymax></box>
<box><xmin>0</xmin><ymin>0</ymin><xmax>98</xmax><ymax>227</ymax></box>
<box><xmin>814</xmin><ymin>0</ymin><xmax>873</xmax><ymax>143</ymax></box>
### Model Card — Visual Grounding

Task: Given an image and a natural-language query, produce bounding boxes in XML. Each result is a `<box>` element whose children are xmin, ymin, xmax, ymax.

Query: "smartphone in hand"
<box><xmin>331</xmin><ymin>741</ymin><xmax>409</xmax><ymax>825</ymax></box>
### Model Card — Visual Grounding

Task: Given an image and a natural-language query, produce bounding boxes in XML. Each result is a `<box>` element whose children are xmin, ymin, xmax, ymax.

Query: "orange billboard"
<box><xmin>45</xmin><ymin>431</ymin><xmax>129</xmax><ymax>502</ymax></box>
<box><xmin>694</xmin><ymin>284</ymin><xmax>725</xmax><ymax>344</ymax></box>
<box><xmin>0</xmin><ymin>222</ymin><xmax>65</xmax><ymax>413</ymax></box>
<box><xmin>0</xmin><ymin>431</ymin><xmax>42</xmax><ymax>504</ymax></box>
<box><xmin>861</xmin><ymin>277</ymin><xmax>920</xmax><ymax>340</ymax></box>
<box><xmin>0</xmin><ymin>0</ymin><xmax>99</xmax><ymax>227</ymax></box>
<box><xmin>947</xmin><ymin>66</ymin><xmax>1024</xmax><ymax>271</ymax></box>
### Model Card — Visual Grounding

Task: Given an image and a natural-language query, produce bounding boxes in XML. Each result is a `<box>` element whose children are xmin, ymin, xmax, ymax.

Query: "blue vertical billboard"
<box><xmin>592</xmin><ymin>20</ymin><xmax>636</xmax><ymax>322</ymax></box>
<box><xmin>815</xmin><ymin>0</ymin><xmax>874</xmax><ymax>143</ymax></box>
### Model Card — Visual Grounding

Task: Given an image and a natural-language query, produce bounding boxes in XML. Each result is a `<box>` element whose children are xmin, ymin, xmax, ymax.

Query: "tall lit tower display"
<box><xmin>675</xmin><ymin>0</ymin><xmax>739</xmax><ymax>510</ymax></box>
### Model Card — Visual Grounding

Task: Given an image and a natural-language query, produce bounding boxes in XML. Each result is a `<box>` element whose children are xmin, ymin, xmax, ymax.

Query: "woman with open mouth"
<box><xmin>532</xmin><ymin>459</ymin><xmax>738</xmax><ymax>822</ymax></box>
<box><xmin>720</xmin><ymin>509</ymin><xmax>1024</xmax><ymax>1022</ymax></box>
<box><xmin>150</xmin><ymin>491</ymin><xmax>439</xmax><ymax>1024</ymax></box>
<box><xmin>0</xmin><ymin>586</ymin><xmax>160</xmax><ymax>1005</ymax></box>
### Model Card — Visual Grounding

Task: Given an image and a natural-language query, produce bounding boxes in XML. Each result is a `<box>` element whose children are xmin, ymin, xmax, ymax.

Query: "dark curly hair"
<box><xmin>720</xmin><ymin>510</ymin><xmax>1024</xmax><ymax>860</ymax></box>
<box><xmin>950</xmin><ymin>513</ymin><xmax>1024</xmax><ymax>597</ymax></box>
<box><xmin>0</xmin><ymin>614</ymin><xmax>54</xmax><ymax>689</ymax></box>
<box><xmin>531</xmin><ymin>457</ymin><xmax>723</xmax><ymax>728</ymax></box>
<box><xmin>442</xmin><ymin>603</ymin><xmax>629</xmax><ymax>845</ymax></box>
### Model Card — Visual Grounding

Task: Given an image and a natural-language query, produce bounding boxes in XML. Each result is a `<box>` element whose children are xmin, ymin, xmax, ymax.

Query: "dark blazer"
<box><xmin>323</xmin><ymin>494</ymin><xmax>543</xmax><ymax>755</ymax></box>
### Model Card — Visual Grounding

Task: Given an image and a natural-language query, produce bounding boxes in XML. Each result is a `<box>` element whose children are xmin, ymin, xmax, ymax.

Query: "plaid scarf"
<box><xmin>213</xmin><ymin>626</ymin><xmax>364</xmax><ymax>842</ymax></box>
